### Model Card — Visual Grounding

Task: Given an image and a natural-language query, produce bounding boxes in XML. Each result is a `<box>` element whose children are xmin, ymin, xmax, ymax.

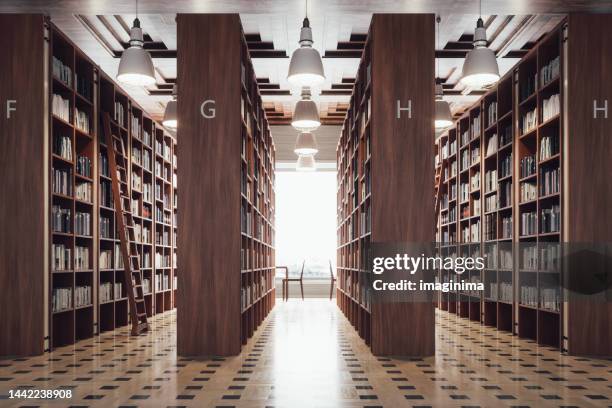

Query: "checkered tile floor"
<box><xmin>1</xmin><ymin>300</ymin><xmax>611</xmax><ymax>407</ymax></box>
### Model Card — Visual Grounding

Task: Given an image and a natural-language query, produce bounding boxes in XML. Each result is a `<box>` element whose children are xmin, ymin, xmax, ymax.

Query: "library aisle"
<box><xmin>1</xmin><ymin>302</ymin><xmax>611</xmax><ymax>407</ymax></box>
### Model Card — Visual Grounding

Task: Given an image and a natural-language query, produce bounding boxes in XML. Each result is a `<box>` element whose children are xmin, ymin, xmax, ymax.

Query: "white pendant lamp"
<box><xmin>435</xmin><ymin>84</ymin><xmax>453</xmax><ymax>129</ymax></box>
<box><xmin>460</xmin><ymin>1</ymin><xmax>500</xmax><ymax>88</ymax></box>
<box><xmin>287</xmin><ymin>0</ymin><xmax>325</xmax><ymax>87</ymax></box>
<box><xmin>296</xmin><ymin>154</ymin><xmax>316</xmax><ymax>171</ymax></box>
<box><xmin>434</xmin><ymin>17</ymin><xmax>453</xmax><ymax>130</ymax></box>
<box><xmin>294</xmin><ymin>132</ymin><xmax>318</xmax><ymax>155</ymax></box>
<box><xmin>117</xmin><ymin>1</ymin><xmax>156</xmax><ymax>86</ymax></box>
<box><xmin>163</xmin><ymin>84</ymin><xmax>177</xmax><ymax>130</ymax></box>
<box><xmin>291</xmin><ymin>87</ymin><xmax>321</xmax><ymax>132</ymax></box>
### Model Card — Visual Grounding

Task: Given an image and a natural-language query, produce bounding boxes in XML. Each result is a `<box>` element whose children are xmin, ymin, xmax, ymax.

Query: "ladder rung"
<box><xmin>136</xmin><ymin>298</ymin><xmax>145</xmax><ymax>303</ymax></box>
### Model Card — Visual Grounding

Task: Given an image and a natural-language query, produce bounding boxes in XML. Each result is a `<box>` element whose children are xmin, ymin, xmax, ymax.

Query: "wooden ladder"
<box><xmin>434</xmin><ymin>157</ymin><xmax>446</xmax><ymax>218</ymax></box>
<box><xmin>102</xmin><ymin>113</ymin><xmax>150</xmax><ymax>336</ymax></box>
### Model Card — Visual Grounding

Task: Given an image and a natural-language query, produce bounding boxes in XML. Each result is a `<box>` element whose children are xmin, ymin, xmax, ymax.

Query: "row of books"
<box><xmin>52</xmin><ymin>167</ymin><xmax>72</xmax><ymax>196</ymax></box>
<box><xmin>489</xmin><ymin>281</ymin><xmax>513</xmax><ymax>303</ymax></box>
<box><xmin>75</xmin><ymin>285</ymin><xmax>92</xmax><ymax>307</ymax></box>
<box><xmin>499</xmin><ymin>180</ymin><xmax>512</xmax><ymax>208</ymax></box>
<box><xmin>75</xmin><ymin>246</ymin><xmax>89</xmax><ymax>270</ymax></box>
<box><xmin>499</xmin><ymin>125</ymin><xmax>512</xmax><ymax>146</ymax></box>
<box><xmin>52</xmin><ymin>243</ymin><xmax>71</xmax><ymax>271</ymax></box>
<box><xmin>52</xmin><ymin>56</ymin><xmax>72</xmax><ymax>87</ymax></box>
<box><xmin>52</xmin><ymin>205</ymin><xmax>71</xmax><ymax>233</ymax></box>
<box><xmin>520</xmin><ymin>72</ymin><xmax>537</xmax><ymax>101</ymax></box>
<box><xmin>99</xmin><ymin>152</ymin><xmax>110</xmax><ymax>177</ymax></box>
<box><xmin>484</xmin><ymin>213</ymin><xmax>497</xmax><ymax>240</ymax></box>
<box><xmin>99</xmin><ymin>282</ymin><xmax>123</xmax><ymax>303</ymax></box>
<box><xmin>500</xmin><ymin>216</ymin><xmax>512</xmax><ymax>239</ymax></box>
<box><xmin>471</xmin><ymin>115</ymin><xmax>481</xmax><ymax>139</ymax></box>
<box><xmin>75</xmin><ymin>108</ymin><xmax>90</xmax><ymax>134</ymax></box>
<box><xmin>143</xmin><ymin>278</ymin><xmax>151</xmax><ymax>294</ymax></box>
<box><xmin>487</xmin><ymin>101</ymin><xmax>498</xmax><ymax>126</ymax></box>
<box><xmin>540</xmin><ymin>205</ymin><xmax>560</xmax><ymax>233</ymax></box>
<box><xmin>75</xmin><ymin>73</ymin><xmax>92</xmax><ymax>101</ymax></box>
<box><xmin>155</xmin><ymin>253</ymin><xmax>170</xmax><ymax>268</ymax></box>
<box><xmin>75</xmin><ymin>211</ymin><xmax>91</xmax><ymax>236</ymax></box>
<box><xmin>131</xmin><ymin>116</ymin><xmax>141</xmax><ymax>139</ymax></box>
<box><xmin>155</xmin><ymin>273</ymin><xmax>170</xmax><ymax>291</ymax></box>
<box><xmin>521</xmin><ymin>108</ymin><xmax>537</xmax><ymax>134</ymax></box>
<box><xmin>521</xmin><ymin>211</ymin><xmax>537</xmax><ymax>236</ymax></box>
<box><xmin>499</xmin><ymin>153</ymin><xmax>512</xmax><ymax>178</ymax></box>
<box><xmin>100</xmin><ymin>216</ymin><xmax>112</xmax><ymax>239</ymax></box>
<box><xmin>76</xmin><ymin>155</ymin><xmax>91</xmax><ymax>178</ymax></box>
<box><xmin>53</xmin><ymin>134</ymin><xmax>72</xmax><ymax>160</ymax></box>
<box><xmin>486</xmin><ymin>133</ymin><xmax>498</xmax><ymax>156</ymax></box>
<box><xmin>461</xmin><ymin>150</ymin><xmax>469</xmax><ymax>170</ymax></box>
<box><xmin>540</xmin><ymin>56</ymin><xmax>560</xmax><ymax>86</ymax></box>
<box><xmin>52</xmin><ymin>287</ymin><xmax>72</xmax><ymax>312</ymax></box>
<box><xmin>540</xmin><ymin>167</ymin><xmax>560</xmax><ymax>196</ymax></box>
<box><xmin>114</xmin><ymin>102</ymin><xmax>126</xmax><ymax>127</ymax></box>
<box><xmin>75</xmin><ymin>181</ymin><xmax>92</xmax><ymax>203</ymax></box>
<box><xmin>485</xmin><ymin>170</ymin><xmax>497</xmax><ymax>192</ymax></box>
<box><xmin>540</xmin><ymin>135</ymin><xmax>559</xmax><ymax>161</ymax></box>
<box><xmin>100</xmin><ymin>181</ymin><xmax>112</xmax><ymax>207</ymax></box>
<box><xmin>471</xmin><ymin>172</ymin><xmax>480</xmax><ymax>190</ymax></box>
<box><xmin>542</xmin><ymin>94</ymin><xmax>560</xmax><ymax>122</ymax></box>
<box><xmin>520</xmin><ymin>181</ymin><xmax>537</xmax><ymax>202</ymax></box>
<box><xmin>520</xmin><ymin>154</ymin><xmax>536</xmax><ymax>178</ymax></box>
<box><xmin>52</xmin><ymin>94</ymin><xmax>71</xmax><ymax>122</ymax></box>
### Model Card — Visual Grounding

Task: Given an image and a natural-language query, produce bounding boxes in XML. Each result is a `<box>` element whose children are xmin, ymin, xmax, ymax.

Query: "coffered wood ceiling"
<box><xmin>4</xmin><ymin>1</ymin><xmax>611</xmax><ymax>162</ymax></box>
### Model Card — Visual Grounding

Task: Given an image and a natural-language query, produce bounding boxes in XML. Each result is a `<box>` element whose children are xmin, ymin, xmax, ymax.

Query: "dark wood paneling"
<box><xmin>566</xmin><ymin>13</ymin><xmax>612</xmax><ymax>356</ymax></box>
<box><xmin>176</xmin><ymin>14</ymin><xmax>242</xmax><ymax>357</ymax></box>
<box><xmin>370</xmin><ymin>14</ymin><xmax>435</xmax><ymax>356</ymax></box>
<box><xmin>0</xmin><ymin>14</ymin><xmax>46</xmax><ymax>357</ymax></box>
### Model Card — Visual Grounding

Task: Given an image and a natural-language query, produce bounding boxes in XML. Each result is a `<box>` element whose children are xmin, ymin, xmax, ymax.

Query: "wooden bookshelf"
<box><xmin>336</xmin><ymin>14</ymin><xmax>435</xmax><ymax>356</ymax></box>
<box><xmin>177</xmin><ymin>14</ymin><xmax>276</xmax><ymax>356</ymax></box>
<box><xmin>436</xmin><ymin>16</ymin><xmax>612</xmax><ymax>355</ymax></box>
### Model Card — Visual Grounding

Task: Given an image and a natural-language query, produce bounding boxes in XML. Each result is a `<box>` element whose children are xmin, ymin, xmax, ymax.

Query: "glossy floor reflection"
<box><xmin>1</xmin><ymin>300</ymin><xmax>611</xmax><ymax>407</ymax></box>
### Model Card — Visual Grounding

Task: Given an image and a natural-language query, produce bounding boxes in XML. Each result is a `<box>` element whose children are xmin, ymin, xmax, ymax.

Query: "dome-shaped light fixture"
<box><xmin>117</xmin><ymin>1</ymin><xmax>156</xmax><ymax>87</ymax></box>
<box><xmin>291</xmin><ymin>87</ymin><xmax>320</xmax><ymax>132</ymax></box>
<box><xmin>294</xmin><ymin>132</ymin><xmax>318</xmax><ymax>155</ymax></box>
<box><xmin>435</xmin><ymin>84</ymin><xmax>453</xmax><ymax>129</ymax></box>
<box><xmin>287</xmin><ymin>1</ymin><xmax>325</xmax><ymax>87</ymax></box>
<box><xmin>163</xmin><ymin>84</ymin><xmax>177</xmax><ymax>130</ymax></box>
<box><xmin>460</xmin><ymin>5</ymin><xmax>499</xmax><ymax>89</ymax></box>
<box><xmin>296</xmin><ymin>154</ymin><xmax>316</xmax><ymax>171</ymax></box>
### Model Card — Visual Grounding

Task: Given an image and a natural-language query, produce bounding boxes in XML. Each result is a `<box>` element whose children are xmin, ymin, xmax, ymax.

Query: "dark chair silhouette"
<box><xmin>329</xmin><ymin>260</ymin><xmax>337</xmax><ymax>300</ymax></box>
<box><xmin>282</xmin><ymin>260</ymin><xmax>305</xmax><ymax>301</ymax></box>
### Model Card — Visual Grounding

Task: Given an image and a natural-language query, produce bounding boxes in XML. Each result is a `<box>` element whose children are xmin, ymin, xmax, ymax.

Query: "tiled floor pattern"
<box><xmin>0</xmin><ymin>300</ymin><xmax>611</xmax><ymax>407</ymax></box>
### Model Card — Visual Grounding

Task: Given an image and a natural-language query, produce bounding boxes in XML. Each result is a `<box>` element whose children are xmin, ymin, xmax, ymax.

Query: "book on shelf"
<box><xmin>521</xmin><ymin>108</ymin><xmax>537</xmax><ymax>134</ymax></box>
<box><xmin>99</xmin><ymin>249</ymin><xmax>112</xmax><ymax>269</ymax></box>
<box><xmin>52</xmin><ymin>94</ymin><xmax>71</xmax><ymax>122</ymax></box>
<box><xmin>471</xmin><ymin>220</ymin><xmax>481</xmax><ymax>241</ymax></box>
<box><xmin>540</xmin><ymin>167</ymin><xmax>560</xmax><ymax>196</ymax></box>
<box><xmin>485</xmin><ymin>169</ymin><xmax>497</xmax><ymax>192</ymax></box>
<box><xmin>52</xmin><ymin>243</ymin><xmax>71</xmax><ymax>271</ymax></box>
<box><xmin>540</xmin><ymin>287</ymin><xmax>560</xmax><ymax>311</ymax></box>
<box><xmin>520</xmin><ymin>181</ymin><xmax>537</xmax><ymax>202</ymax></box>
<box><xmin>542</xmin><ymin>94</ymin><xmax>560</xmax><ymax>122</ymax></box>
<box><xmin>100</xmin><ymin>282</ymin><xmax>113</xmax><ymax>303</ymax></box>
<box><xmin>114</xmin><ymin>102</ymin><xmax>125</xmax><ymax>127</ymax></box>
<box><xmin>487</xmin><ymin>102</ymin><xmax>498</xmax><ymax>126</ymax></box>
<box><xmin>74</xmin><ymin>285</ymin><xmax>92</xmax><ymax>307</ymax></box>
<box><xmin>540</xmin><ymin>204</ymin><xmax>560</xmax><ymax>233</ymax></box>
<box><xmin>500</xmin><ymin>216</ymin><xmax>512</xmax><ymax>239</ymax></box>
<box><xmin>499</xmin><ymin>125</ymin><xmax>512</xmax><ymax>146</ymax></box>
<box><xmin>520</xmin><ymin>155</ymin><xmax>536</xmax><ymax>178</ymax></box>
<box><xmin>539</xmin><ymin>135</ymin><xmax>559</xmax><ymax>161</ymax></box>
<box><xmin>76</xmin><ymin>155</ymin><xmax>91</xmax><ymax>178</ymax></box>
<box><xmin>52</xmin><ymin>287</ymin><xmax>72</xmax><ymax>312</ymax></box>
<box><xmin>461</xmin><ymin>130</ymin><xmax>470</xmax><ymax>146</ymax></box>
<box><xmin>114</xmin><ymin>282</ymin><xmax>123</xmax><ymax>299</ymax></box>
<box><xmin>470</xmin><ymin>172</ymin><xmax>480</xmax><ymax>190</ymax></box>
<box><xmin>99</xmin><ymin>152</ymin><xmax>109</xmax><ymax>177</ymax></box>
<box><xmin>521</xmin><ymin>211</ymin><xmax>537</xmax><ymax>236</ymax></box>
<box><xmin>75</xmin><ymin>211</ymin><xmax>91</xmax><ymax>235</ymax></box>
<box><xmin>75</xmin><ymin>73</ymin><xmax>91</xmax><ymax>100</ymax></box>
<box><xmin>471</xmin><ymin>115</ymin><xmax>481</xmax><ymax>139</ymax></box>
<box><xmin>100</xmin><ymin>216</ymin><xmax>111</xmax><ymax>238</ymax></box>
<box><xmin>499</xmin><ymin>281</ymin><xmax>513</xmax><ymax>303</ymax></box>
<box><xmin>115</xmin><ymin>244</ymin><xmax>124</xmax><ymax>268</ymax></box>
<box><xmin>486</xmin><ymin>133</ymin><xmax>498</xmax><ymax>156</ymax></box>
<box><xmin>74</xmin><ymin>108</ymin><xmax>90</xmax><ymax>134</ymax></box>
<box><xmin>472</xmin><ymin>199</ymin><xmax>481</xmax><ymax>217</ymax></box>
<box><xmin>540</xmin><ymin>56</ymin><xmax>560</xmax><ymax>86</ymax></box>
<box><xmin>461</xmin><ymin>149</ymin><xmax>469</xmax><ymax>170</ymax></box>
<box><xmin>484</xmin><ymin>213</ymin><xmax>496</xmax><ymax>240</ymax></box>
<box><xmin>521</xmin><ymin>245</ymin><xmax>538</xmax><ymax>270</ymax></box>
<box><xmin>52</xmin><ymin>56</ymin><xmax>72</xmax><ymax>87</ymax></box>
<box><xmin>499</xmin><ymin>153</ymin><xmax>512</xmax><ymax>178</ymax></box>
<box><xmin>52</xmin><ymin>205</ymin><xmax>71</xmax><ymax>233</ymax></box>
<box><xmin>52</xmin><ymin>167</ymin><xmax>72</xmax><ymax>196</ymax></box>
<box><xmin>500</xmin><ymin>249</ymin><xmax>513</xmax><ymax>269</ymax></box>
<box><xmin>471</xmin><ymin>145</ymin><xmax>480</xmax><ymax>165</ymax></box>
<box><xmin>520</xmin><ymin>285</ymin><xmax>538</xmax><ymax>308</ymax></box>
<box><xmin>520</xmin><ymin>72</ymin><xmax>537</xmax><ymax>101</ymax></box>
<box><xmin>53</xmin><ymin>134</ymin><xmax>72</xmax><ymax>160</ymax></box>
<box><xmin>75</xmin><ymin>181</ymin><xmax>92</xmax><ymax>203</ymax></box>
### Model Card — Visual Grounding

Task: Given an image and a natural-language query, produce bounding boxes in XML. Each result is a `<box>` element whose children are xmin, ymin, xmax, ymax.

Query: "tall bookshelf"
<box><xmin>177</xmin><ymin>14</ymin><xmax>275</xmax><ymax>356</ymax></box>
<box><xmin>46</xmin><ymin>23</ymin><xmax>179</xmax><ymax>349</ymax></box>
<box><xmin>436</xmin><ymin>16</ymin><xmax>612</xmax><ymax>355</ymax></box>
<box><xmin>336</xmin><ymin>14</ymin><xmax>435</xmax><ymax>356</ymax></box>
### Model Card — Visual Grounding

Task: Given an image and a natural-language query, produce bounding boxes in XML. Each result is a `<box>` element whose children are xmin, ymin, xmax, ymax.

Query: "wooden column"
<box><xmin>176</xmin><ymin>14</ymin><xmax>242</xmax><ymax>356</ymax></box>
<box><xmin>0</xmin><ymin>14</ymin><xmax>46</xmax><ymax>357</ymax></box>
<box><xmin>564</xmin><ymin>13</ymin><xmax>612</xmax><ymax>356</ymax></box>
<box><xmin>370</xmin><ymin>14</ymin><xmax>436</xmax><ymax>356</ymax></box>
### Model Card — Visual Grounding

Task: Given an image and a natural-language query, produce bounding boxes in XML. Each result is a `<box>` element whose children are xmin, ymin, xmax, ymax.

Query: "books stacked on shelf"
<box><xmin>143</xmin><ymin>149</ymin><xmax>151</xmax><ymax>170</ymax></box>
<box><xmin>75</xmin><ymin>212</ymin><xmax>91</xmax><ymax>235</ymax></box>
<box><xmin>520</xmin><ymin>285</ymin><xmax>538</xmax><ymax>307</ymax></box>
<box><xmin>449</xmin><ymin>139</ymin><xmax>457</xmax><ymax>156</ymax></box>
<box><xmin>155</xmin><ymin>252</ymin><xmax>170</xmax><ymax>268</ymax></box>
<box><xmin>52</xmin><ymin>243</ymin><xmax>71</xmax><ymax>271</ymax></box>
<box><xmin>142</xmin><ymin>251</ymin><xmax>151</xmax><ymax>268</ymax></box>
<box><xmin>100</xmin><ymin>282</ymin><xmax>113</xmax><ymax>303</ymax></box>
<box><xmin>53</xmin><ymin>134</ymin><xmax>72</xmax><ymax>160</ymax></box>
<box><xmin>522</xmin><ymin>108</ymin><xmax>537</xmax><ymax>134</ymax></box>
<box><xmin>499</xmin><ymin>153</ymin><xmax>512</xmax><ymax>178</ymax></box>
<box><xmin>473</xmin><ymin>198</ymin><xmax>481</xmax><ymax>217</ymax></box>
<box><xmin>114</xmin><ymin>244</ymin><xmax>124</xmax><ymax>268</ymax></box>
<box><xmin>489</xmin><ymin>282</ymin><xmax>498</xmax><ymax>300</ymax></box>
<box><xmin>155</xmin><ymin>273</ymin><xmax>170</xmax><ymax>291</ymax></box>
<box><xmin>460</xmin><ymin>182</ymin><xmax>469</xmax><ymax>202</ymax></box>
<box><xmin>540</xmin><ymin>135</ymin><xmax>559</xmax><ymax>160</ymax></box>
<box><xmin>540</xmin><ymin>244</ymin><xmax>560</xmax><ymax>271</ymax></box>
<box><xmin>471</xmin><ymin>220</ymin><xmax>480</xmax><ymax>241</ymax></box>
<box><xmin>52</xmin><ymin>94</ymin><xmax>71</xmax><ymax>122</ymax></box>
<box><xmin>540</xmin><ymin>167</ymin><xmax>560</xmax><ymax>196</ymax></box>
<box><xmin>75</xmin><ymin>182</ymin><xmax>92</xmax><ymax>203</ymax></box>
<box><xmin>521</xmin><ymin>211</ymin><xmax>537</xmax><ymax>236</ymax></box>
<box><xmin>76</xmin><ymin>155</ymin><xmax>91</xmax><ymax>177</ymax></box>
<box><xmin>450</xmin><ymin>161</ymin><xmax>457</xmax><ymax>177</ymax></box>
<box><xmin>52</xmin><ymin>287</ymin><xmax>72</xmax><ymax>312</ymax></box>
<box><xmin>143</xmin><ymin>129</ymin><xmax>152</xmax><ymax>147</ymax></box>
<box><xmin>114</xmin><ymin>282</ymin><xmax>123</xmax><ymax>299</ymax></box>
<box><xmin>461</xmin><ymin>205</ymin><xmax>470</xmax><ymax>219</ymax></box>
<box><xmin>541</xmin><ymin>287</ymin><xmax>560</xmax><ymax>311</ymax></box>
<box><xmin>499</xmin><ymin>281</ymin><xmax>513</xmax><ymax>303</ymax></box>
<box><xmin>499</xmin><ymin>181</ymin><xmax>512</xmax><ymax>208</ymax></box>
<box><xmin>461</xmin><ymin>130</ymin><xmax>469</xmax><ymax>146</ymax></box>
<box><xmin>75</xmin><ymin>108</ymin><xmax>90</xmax><ymax>134</ymax></box>
<box><xmin>520</xmin><ymin>181</ymin><xmax>537</xmax><ymax>202</ymax></box>
<box><xmin>52</xmin><ymin>56</ymin><xmax>72</xmax><ymax>87</ymax></box>
<box><xmin>520</xmin><ymin>155</ymin><xmax>536</xmax><ymax>178</ymax></box>
<box><xmin>449</xmin><ymin>183</ymin><xmax>457</xmax><ymax>201</ymax></box>
<box><xmin>500</xmin><ymin>216</ymin><xmax>512</xmax><ymax>239</ymax></box>
<box><xmin>132</xmin><ymin>172</ymin><xmax>142</xmax><ymax>191</ymax></box>
<box><xmin>75</xmin><ymin>73</ymin><xmax>91</xmax><ymax>100</ymax></box>
<box><xmin>485</xmin><ymin>170</ymin><xmax>497</xmax><ymax>192</ymax></box>
<box><xmin>471</xmin><ymin>115</ymin><xmax>481</xmax><ymax>139</ymax></box>
<box><xmin>484</xmin><ymin>213</ymin><xmax>496</xmax><ymax>240</ymax></box>
<box><xmin>486</xmin><ymin>133</ymin><xmax>497</xmax><ymax>156</ymax></box>
<box><xmin>461</xmin><ymin>150</ymin><xmax>469</xmax><ymax>170</ymax></box>
<box><xmin>75</xmin><ymin>246</ymin><xmax>89</xmax><ymax>269</ymax></box>
<box><xmin>74</xmin><ymin>285</ymin><xmax>92</xmax><ymax>307</ymax></box>
<box><xmin>99</xmin><ymin>152</ymin><xmax>109</xmax><ymax>177</ymax></box>
<box><xmin>132</xmin><ymin>146</ymin><xmax>141</xmax><ymax>166</ymax></box>
<box><xmin>143</xmin><ymin>278</ymin><xmax>151</xmax><ymax>294</ymax></box>
<box><xmin>52</xmin><ymin>167</ymin><xmax>72</xmax><ymax>196</ymax></box>
<box><xmin>471</xmin><ymin>172</ymin><xmax>480</xmax><ymax>190</ymax></box>
<box><xmin>114</xmin><ymin>102</ymin><xmax>125</xmax><ymax>127</ymax></box>
<box><xmin>131</xmin><ymin>116</ymin><xmax>141</xmax><ymax>138</ymax></box>
<box><xmin>541</xmin><ymin>56</ymin><xmax>560</xmax><ymax>86</ymax></box>
<box><xmin>487</xmin><ymin>102</ymin><xmax>498</xmax><ymax>125</ymax></box>
<box><xmin>540</xmin><ymin>204</ymin><xmax>560</xmax><ymax>233</ymax></box>
<box><xmin>99</xmin><ymin>250</ymin><xmax>112</xmax><ymax>269</ymax></box>
<box><xmin>52</xmin><ymin>205</ymin><xmax>71</xmax><ymax>233</ymax></box>
<box><xmin>500</xmin><ymin>125</ymin><xmax>512</xmax><ymax>146</ymax></box>
<box><xmin>500</xmin><ymin>249</ymin><xmax>513</xmax><ymax>269</ymax></box>
<box><xmin>542</xmin><ymin>94</ymin><xmax>560</xmax><ymax>122</ymax></box>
